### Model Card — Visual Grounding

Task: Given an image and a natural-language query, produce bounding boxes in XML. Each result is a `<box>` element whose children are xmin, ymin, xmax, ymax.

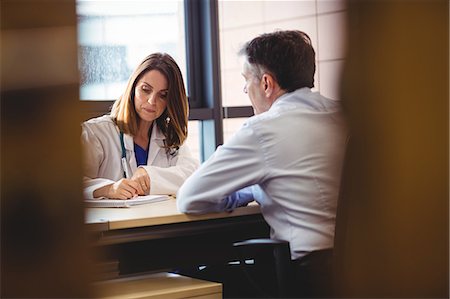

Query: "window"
<box><xmin>77</xmin><ymin>0</ymin><xmax>186</xmax><ymax>100</ymax></box>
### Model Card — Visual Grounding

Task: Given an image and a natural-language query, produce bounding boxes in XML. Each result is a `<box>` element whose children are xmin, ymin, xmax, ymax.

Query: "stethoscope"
<box><xmin>119</xmin><ymin>130</ymin><xmax>179</xmax><ymax>178</ymax></box>
<box><xmin>119</xmin><ymin>131</ymin><xmax>131</xmax><ymax>178</ymax></box>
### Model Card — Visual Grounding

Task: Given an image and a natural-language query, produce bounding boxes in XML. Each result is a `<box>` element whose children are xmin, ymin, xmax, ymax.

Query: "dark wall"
<box><xmin>337</xmin><ymin>0</ymin><xmax>448</xmax><ymax>297</ymax></box>
<box><xmin>1</xmin><ymin>0</ymin><xmax>92</xmax><ymax>297</ymax></box>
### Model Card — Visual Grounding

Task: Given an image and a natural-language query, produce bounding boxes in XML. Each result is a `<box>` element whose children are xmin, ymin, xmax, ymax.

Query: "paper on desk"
<box><xmin>85</xmin><ymin>194</ymin><xmax>169</xmax><ymax>208</ymax></box>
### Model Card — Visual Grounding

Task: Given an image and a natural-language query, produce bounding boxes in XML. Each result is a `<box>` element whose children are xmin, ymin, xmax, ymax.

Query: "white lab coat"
<box><xmin>81</xmin><ymin>115</ymin><xmax>199</xmax><ymax>199</ymax></box>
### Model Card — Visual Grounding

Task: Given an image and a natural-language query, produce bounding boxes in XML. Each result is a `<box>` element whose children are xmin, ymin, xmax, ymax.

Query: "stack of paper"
<box><xmin>85</xmin><ymin>195</ymin><xmax>169</xmax><ymax>208</ymax></box>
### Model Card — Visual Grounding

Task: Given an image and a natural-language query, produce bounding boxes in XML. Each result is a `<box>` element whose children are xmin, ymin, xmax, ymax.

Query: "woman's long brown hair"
<box><xmin>111</xmin><ymin>53</ymin><xmax>188</xmax><ymax>151</ymax></box>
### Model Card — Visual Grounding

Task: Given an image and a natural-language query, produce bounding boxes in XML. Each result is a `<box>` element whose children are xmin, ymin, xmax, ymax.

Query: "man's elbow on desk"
<box><xmin>177</xmin><ymin>182</ymin><xmax>243</xmax><ymax>214</ymax></box>
<box><xmin>176</xmin><ymin>195</ymin><xmax>198</xmax><ymax>214</ymax></box>
<box><xmin>177</xmin><ymin>186</ymin><xmax>253</xmax><ymax>214</ymax></box>
<box><xmin>176</xmin><ymin>185</ymin><xmax>215</xmax><ymax>214</ymax></box>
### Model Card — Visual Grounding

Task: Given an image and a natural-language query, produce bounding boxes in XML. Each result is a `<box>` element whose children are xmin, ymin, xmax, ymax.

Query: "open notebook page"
<box><xmin>85</xmin><ymin>195</ymin><xmax>169</xmax><ymax>208</ymax></box>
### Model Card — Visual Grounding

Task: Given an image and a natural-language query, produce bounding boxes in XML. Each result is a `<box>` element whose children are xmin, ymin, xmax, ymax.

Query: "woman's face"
<box><xmin>134</xmin><ymin>70</ymin><xmax>168</xmax><ymax>123</ymax></box>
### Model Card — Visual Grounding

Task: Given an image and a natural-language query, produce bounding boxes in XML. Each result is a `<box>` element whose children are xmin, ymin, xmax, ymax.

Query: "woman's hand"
<box><xmin>107</xmin><ymin>179</ymin><xmax>142</xmax><ymax>199</ymax></box>
<box><xmin>93</xmin><ymin>179</ymin><xmax>140</xmax><ymax>200</ymax></box>
<box><xmin>131</xmin><ymin>167</ymin><xmax>151</xmax><ymax>195</ymax></box>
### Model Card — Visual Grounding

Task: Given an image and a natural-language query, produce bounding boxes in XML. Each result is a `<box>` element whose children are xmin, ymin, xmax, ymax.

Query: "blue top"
<box><xmin>134</xmin><ymin>143</ymin><xmax>148</xmax><ymax>166</ymax></box>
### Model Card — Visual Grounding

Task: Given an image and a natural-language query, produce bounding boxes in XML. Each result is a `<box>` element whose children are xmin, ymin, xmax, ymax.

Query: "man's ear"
<box><xmin>261</xmin><ymin>73</ymin><xmax>274</xmax><ymax>97</ymax></box>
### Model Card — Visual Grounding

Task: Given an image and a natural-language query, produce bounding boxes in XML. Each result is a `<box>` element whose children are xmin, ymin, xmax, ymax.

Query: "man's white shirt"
<box><xmin>177</xmin><ymin>87</ymin><xmax>348</xmax><ymax>260</ymax></box>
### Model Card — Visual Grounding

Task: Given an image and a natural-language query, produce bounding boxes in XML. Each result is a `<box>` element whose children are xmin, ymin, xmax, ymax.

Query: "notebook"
<box><xmin>85</xmin><ymin>194</ymin><xmax>169</xmax><ymax>208</ymax></box>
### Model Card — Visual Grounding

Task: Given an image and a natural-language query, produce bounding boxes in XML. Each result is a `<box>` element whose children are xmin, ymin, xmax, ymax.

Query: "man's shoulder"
<box><xmin>245</xmin><ymin>108</ymin><xmax>281</xmax><ymax>126</ymax></box>
<box><xmin>281</xmin><ymin>88</ymin><xmax>342</xmax><ymax>112</ymax></box>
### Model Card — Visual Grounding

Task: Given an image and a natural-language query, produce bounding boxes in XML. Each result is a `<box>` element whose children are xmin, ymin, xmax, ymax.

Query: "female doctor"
<box><xmin>81</xmin><ymin>53</ymin><xmax>199</xmax><ymax>200</ymax></box>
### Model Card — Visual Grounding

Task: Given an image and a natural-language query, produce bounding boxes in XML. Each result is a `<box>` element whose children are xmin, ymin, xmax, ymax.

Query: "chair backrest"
<box><xmin>233</xmin><ymin>238</ymin><xmax>294</xmax><ymax>298</ymax></box>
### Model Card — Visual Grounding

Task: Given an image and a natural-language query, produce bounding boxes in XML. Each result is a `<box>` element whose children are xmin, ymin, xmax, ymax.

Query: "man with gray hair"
<box><xmin>178</xmin><ymin>30</ymin><xmax>348</xmax><ymax>297</ymax></box>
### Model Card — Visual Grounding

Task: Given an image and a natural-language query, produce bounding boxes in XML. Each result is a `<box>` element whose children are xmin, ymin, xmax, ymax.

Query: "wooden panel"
<box><xmin>1</xmin><ymin>0</ymin><xmax>76</xmax><ymax>29</ymax></box>
<box><xmin>337</xmin><ymin>1</ymin><xmax>448</xmax><ymax>297</ymax></box>
<box><xmin>1</xmin><ymin>0</ymin><xmax>92</xmax><ymax>297</ymax></box>
<box><xmin>94</xmin><ymin>272</ymin><xmax>221</xmax><ymax>299</ymax></box>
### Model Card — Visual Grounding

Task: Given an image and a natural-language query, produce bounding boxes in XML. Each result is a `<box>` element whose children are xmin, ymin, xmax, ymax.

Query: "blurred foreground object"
<box><xmin>1</xmin><ymin>0</ymin><xmax>92</xmax><ymax>297</ymax></box>
<box><xmin>336</xmin><ymin>0</ymin><xmax>448</xmax><ymax>297</ymax></box>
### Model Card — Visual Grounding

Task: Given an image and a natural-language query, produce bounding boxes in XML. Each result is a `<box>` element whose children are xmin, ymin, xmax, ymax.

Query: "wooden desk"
<box><xmin>94</xmin><ymin>272</ymin><xmax>222</xmax><ymax>299</ymax></box>
<box><xmin>86</xmin><ymin>197</ymin><xmax>261</xmax><ymax>231</ymax></box>
<box><xmin>86</xmin><ymin>198</ymin><xmax>269</xmax><ymax>275</ymax></box>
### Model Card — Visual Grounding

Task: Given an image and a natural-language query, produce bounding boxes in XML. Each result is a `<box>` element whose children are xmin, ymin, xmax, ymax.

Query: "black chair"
<box><xmin>233</xmin><ymin>239</ymin><xmax>334</xmax><ymax>298</ymax></box>
<box><xmin>232</xmin><ymin>137</ymin><xmax>352</xmax><ymax>298</ymax></box>
<box><xmin>233</xmin><ymin>238</ymin><xmax>294</xmax><ymax>298</ymax></box>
